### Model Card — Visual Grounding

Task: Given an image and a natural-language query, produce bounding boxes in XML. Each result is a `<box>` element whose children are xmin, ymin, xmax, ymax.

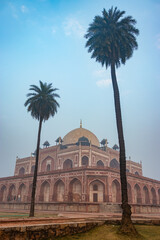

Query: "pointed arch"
<box><xmin>134</xmin><ymin>184</ymin><xmax>141</xmax><ymax>204</ymax></box>
<box><xmin>143</xmin><ymin>186</ymin><xmax>150</xmax><ymax>204</ymax></box>
<box><xmin>0</xmin><ymin>185</ymin><xmax>7</xmax><ymax>202</ymax></box>
<box><xmin>8</xmin><ymin>184</ymin><xmax>16</xmax><ymax>201</ymax></box>
<box><xmin>82</xmin><ymin>156</ymin><xmax>89</xmax><ymax>166</ymax></box>
<box><xmin>53</xmin><ymin>180</ymin><xmax>65</xmax><ymax>202</ymax></box>
<box><xmin>69</xmin><ymin>178</ymin><xmax>82</xmax><ymax>202</ymax></box>
<box><xmin>19</xmin><ymin>167</ymin><xmax>25</xmax><ymax>175</ymax></box>
<box><xmin>28</xmin><ymin>183</ymin><xmax>33</xmax><ymax>202</ymax></box>
<box><xmin>127</xmin><ymin>183</ymin><xmax>132</xmax><ymax>203</ymax></box>
<box><xmin>39</xmin><ymin>181</ymin><xmax>50</xmax><ymax>202</ymax></box>
<box><xmin>31</xmin><ymin>165</ymin><xmax>35</xmax><ymax>174</ymax></box>
<box><xmin>97</xmin><ymin>160</ymin><xmax>104</xmax><ymax>168</ymax></box>
<box><xmin>151</xmin><ymin>187</ymin><xmax>157</xmax><ymax>205</ymax></box>
<box><xmin>110</xmin><ymin>159</ymin><xmax>120</xmax><ymax>169</ymax></box>
<box><xmin>18</xmin><ymin>183</ymin><xmax>26</xmax><ymax>202</ymax></box>
<box><xmin>112</xmin><ymin>179</ymin><xmax>121</xmax><ymax>203</ymax></box>
<box><xmin>89</xmin><ymin>180</ymin><xmax>105</xmax><ymax>203</ymax></box>
<box><xmin>41</xmin><ymin>156</ymin><xmax>54</xmax><ymax>172</ymax></box>
<box><xmin>63</xmin><ymin>159</ymin><xmax>73</xmax><ymax>170</ymax></box>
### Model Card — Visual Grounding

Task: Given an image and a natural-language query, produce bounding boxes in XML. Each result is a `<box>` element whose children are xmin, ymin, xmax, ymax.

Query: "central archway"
<box><xmin>89</xmin><ymin>180</ymin><xmax>104</xmax><ymax>203</ymax></box>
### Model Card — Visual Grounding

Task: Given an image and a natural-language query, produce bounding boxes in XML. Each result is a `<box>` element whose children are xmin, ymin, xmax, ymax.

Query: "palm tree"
<box><xmin>24</xmin><ymin>81</ymin><xmax>60</xmax><ymax>217</ymax></box>
<box><xmin>85</xmin><ymin>7</ymin><xmax>139</xmax><ymax>234</ymax></box>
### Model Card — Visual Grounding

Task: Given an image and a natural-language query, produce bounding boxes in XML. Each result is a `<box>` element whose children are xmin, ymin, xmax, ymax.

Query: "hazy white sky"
<box><xmin>0</xmin><ymin>0</ymin><xmax>160</xmax><ymax>180</ymax></box>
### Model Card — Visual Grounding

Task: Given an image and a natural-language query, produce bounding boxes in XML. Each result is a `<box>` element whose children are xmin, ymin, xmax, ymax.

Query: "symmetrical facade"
<box><xmin>0</xmin><ymin>125</ymin><xmax>160</xmax><ymax>213</ymax></box>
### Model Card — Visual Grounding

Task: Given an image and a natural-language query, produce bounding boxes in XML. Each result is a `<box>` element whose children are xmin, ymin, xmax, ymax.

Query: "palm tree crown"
<box><xmin>85</xmin><ymin>7</ymin><xmax>139</xmax><ymax>68</ymax></box>
<box><xmin>24</xmin><ymin>81</ymin><xmax>60</xmax><ymax>121</ymax></box>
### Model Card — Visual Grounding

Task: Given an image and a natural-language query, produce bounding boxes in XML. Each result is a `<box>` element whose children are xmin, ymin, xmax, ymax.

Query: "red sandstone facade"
<box><xmin>0</xmin><ymin>126</ymin><xmax>160</xmax><ymax>213</ymax></box>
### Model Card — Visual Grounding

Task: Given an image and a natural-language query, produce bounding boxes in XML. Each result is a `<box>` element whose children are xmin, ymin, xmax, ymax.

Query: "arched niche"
<box><xmin>54</xmin><ymin>180</ymin><xmax>65</xmax><ymax>202</ymax></box>
<box><xmin>112</xmin><ymin>179</ymin><xmax>121</xmax><ymax>203</ymax></box>
<box><xmin>28</xmin><ymin>184</ymin><xmax>33</xmax><ymax>202</ymax></box>
<box><xmin>89</xmin><ymin>180</ymin><xmax>105</xmax><ymax>203</ymax></box>
<box><xmin>69</xmin><ymin>178</ymin><xmax>82</xmax><ymax>202</ymax></box>
<box><xmin>110</xmin><ymin>159</ymin><xmax>120</xmax><ymax>169</ymax></box>
<box><xmin>46</xmin><ymin>164</ymin><xmax>51</xmax><ymax>172</ymax></box>
<box><xmin>135</xmin><ymin>171</ymin><xmax>139</xmax><ymax>175</ymax></box>
<box><xmin>19</xmin><ymin>167</ymin><xmax>25</xmax><ymax>176</ymax></box>
<box><xmin>31</xmin><ymin>165</ymin><xmax>35</xmax><ymax>174</ymax></box>
<box><xmin>97</xmin><ymin>160</ymin><xmax>104</xmax><ymax>168</ymax></box>
<box><xmin>18</xmin><ymin>183</ymin><xmax>26</xmax><ymax>202</ymax></box>
<box><xmin>143</xmin><ymin>186</ymin><xmax>150</xmax><ymax>204</ymax></box>
<box><xmin>127</xmin><ymin>183</ymin><xmax>132</xmax><ymax>203</ymax></box>
<box><xmin>134</xmin><ymin>184</ymin><xmax>141</xmax><ymax>204</ymax></box>
<box><xmin>39</xmin><ymin>181</ymin><xmax>50</xmax><ymax>202</ymax></box>
<box><xmin>8</xmin><ymin>184</ymin><xmax>16</xmax><ymax>201</ymax></box>
<box><xmin>63</xmin><ymin>159</ymin><xmax>73</xmax><ymax>170</ymax></box>
<box><xmin>82</xmin><ymin>156</ymin><xmax>89</xmax><ymax>166</ymax></box>
<box><xmin>151</xmin><ymin>187</ymin><xmax>157</xmax><ymax>205</ymax></box>
<box><xmin>41</xmin><ymin>156</ymin><xmax>54</xmax><ymax>172</ymax></box>
<box><xmin>0</xmin><ymin>185</ymin><xmax>7</xmax><ymax>202</ymax></box>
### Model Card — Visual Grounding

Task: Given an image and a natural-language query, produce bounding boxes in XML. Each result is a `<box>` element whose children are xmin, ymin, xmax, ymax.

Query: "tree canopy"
<box><xmin>24</xmin><ymin>80</ymin><xmax>60</xmax><ymax>121</ymax></box>
<box><xmin>85</xmin><ymin>7</ymin><xmax>139</xmax><ymax>68</ymax></box>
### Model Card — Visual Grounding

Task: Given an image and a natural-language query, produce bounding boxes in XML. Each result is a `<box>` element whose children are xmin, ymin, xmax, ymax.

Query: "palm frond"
<box><xmin>85</xmin><ymin>6</ymin><xmax>139</xmax><ymax>68</ymax></box>
<box><xmin>24</xmin><ymin>81</ymin><xmax>60</xmax><ymax>121</ymax></box>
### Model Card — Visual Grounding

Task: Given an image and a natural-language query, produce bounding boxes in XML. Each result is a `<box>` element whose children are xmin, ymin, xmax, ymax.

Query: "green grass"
<box><xmin>0</xmin><ymin>211</ymin><xmax>58</xmax><ymax>218</ymax></box>
<box><xmin>55</xmin><ymin>225</ymin><xmax>160</xmax><ymax>240</ymax></box>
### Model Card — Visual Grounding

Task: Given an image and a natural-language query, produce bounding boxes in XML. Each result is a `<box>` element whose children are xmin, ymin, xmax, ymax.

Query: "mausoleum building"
<box><xmin>0</xmin><ymin>124</ymin><xmax>160</xmax><ymax>213</ymax></box>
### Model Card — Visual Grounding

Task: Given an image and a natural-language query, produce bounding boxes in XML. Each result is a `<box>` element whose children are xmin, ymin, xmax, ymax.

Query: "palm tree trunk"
<box><xmin>110</xmin><ymin>62</ymin><xmax>137</xmax><ymax>234</ymax></box>
<box><xmin>29</xmin><ymin>117</ymin><xmax>43</xmax><ymax>217</ymax></box>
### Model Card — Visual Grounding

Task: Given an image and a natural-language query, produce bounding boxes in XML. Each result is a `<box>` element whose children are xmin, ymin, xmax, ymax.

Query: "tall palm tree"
<box><xmin>85</xmin><ymin>7</ymin><xmax>139</xmax><ymax>234</ymax></box>
<box><xmin>24</xmin><ymin>81</ymin><xmax>60</xmax><ymax>217</ymax></box>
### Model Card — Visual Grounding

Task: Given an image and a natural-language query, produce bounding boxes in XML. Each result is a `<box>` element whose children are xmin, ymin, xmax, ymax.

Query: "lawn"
<box><xmin>55</xmin><ymin>224</ymin><xmax>160</xmax><ymax>240</ymax></box>
<box><xmin>0</xmin><ymin>211</ymin><xmax>57</xmax><ymax>218</ymax></box>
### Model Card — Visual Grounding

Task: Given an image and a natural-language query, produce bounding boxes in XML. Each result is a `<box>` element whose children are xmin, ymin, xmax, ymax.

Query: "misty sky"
<box><xmin>0</xmin><ymin>0</ymin><xmax>160</xmax><ymax>180</ymax></box>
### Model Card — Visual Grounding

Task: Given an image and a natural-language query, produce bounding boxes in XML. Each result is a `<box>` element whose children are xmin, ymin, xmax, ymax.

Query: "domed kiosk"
<box><xmin>62</xmin><ymin>125</ymin><xmax>100</xmax><ymax>147</ymax></box>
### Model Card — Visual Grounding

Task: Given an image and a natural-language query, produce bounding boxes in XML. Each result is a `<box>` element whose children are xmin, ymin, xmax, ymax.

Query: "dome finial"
<box><xmin>80</xmin><ymin>119</ymin><xmax>82</xmax><ymax>128</ymax></box>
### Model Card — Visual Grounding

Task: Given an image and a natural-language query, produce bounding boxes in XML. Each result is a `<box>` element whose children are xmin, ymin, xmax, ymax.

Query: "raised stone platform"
<box><xmin>0</xmin><ymin>202</ymin><xmax>160</xmax><ymax>214</ymax></box>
